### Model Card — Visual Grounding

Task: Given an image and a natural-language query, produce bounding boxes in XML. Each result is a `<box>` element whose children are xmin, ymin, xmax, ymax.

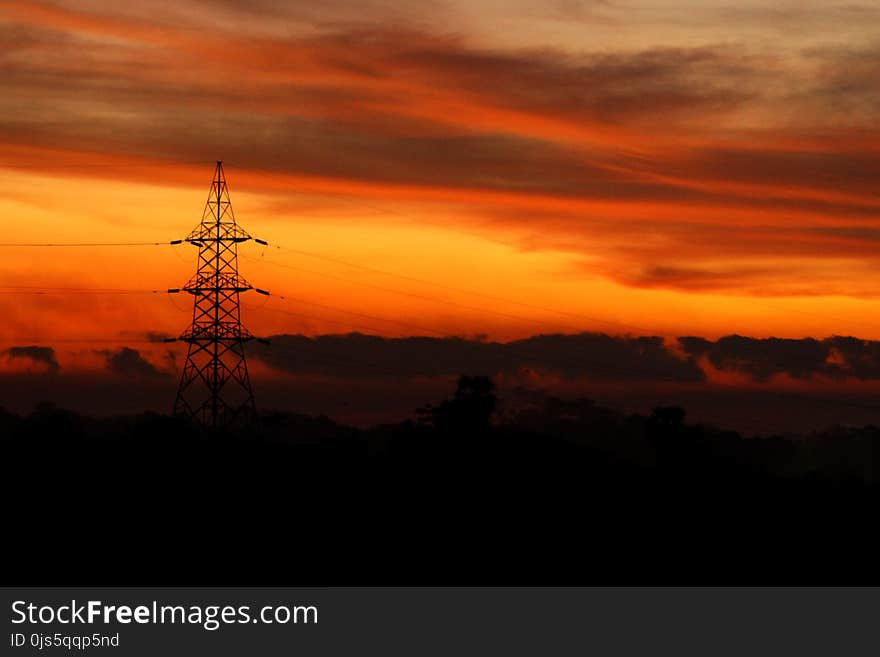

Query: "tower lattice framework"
<box><xmin>172</xmin><ymin>161</ymin><xmax>266</xmax><ymax>429</ymax></box>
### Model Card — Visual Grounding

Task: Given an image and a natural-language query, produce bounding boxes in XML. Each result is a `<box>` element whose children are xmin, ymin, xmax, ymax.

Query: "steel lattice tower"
<box><xmin>170</xmin><ymin>161</ymin><xmax>267</xmax><ymax>429</ymax></box>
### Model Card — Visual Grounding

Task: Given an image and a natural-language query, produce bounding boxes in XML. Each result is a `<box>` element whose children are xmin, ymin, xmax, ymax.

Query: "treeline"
<box><xmin>2</xmin><ymin>378</ymin><xmax>876</xmax><ymax>484</ymax></box>
<box><xmin>1</xmin><ymin>377</ymin><xmax>878</xmax><ymax>584</ymax></box>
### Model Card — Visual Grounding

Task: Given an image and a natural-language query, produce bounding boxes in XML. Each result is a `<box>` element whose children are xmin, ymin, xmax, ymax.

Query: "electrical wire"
<box><xmin>0</xmin><ymin>241</ymin><xmax>172</xmax><ymax>247</ymax></box>
<box><xmin>244</xmin><ymin>291</ymin><xmax>880</xmax><ymax>410</ymax></box>
<box><xmin>0</xmin><ymin>337</ymin><xmax>167</xmax><ymax>343</ymax></box>
<box><xmin>246</xmin><ymin>246</ymin><xmax>880</xmax><ymax>341</ymax></box>
<box><xmin>242</xmin><ymin>255</ymin><xmax>616</xmax><ymax>335</ymax></box>
<box><xmin>0</xmin><ymin>159</ymin><xmax>215</xmax><ymax>170</ymax></box>
<box><xmin>269</xmin><ymin>244</ymin><xmax>662</xmax><ymax>335</ymax></box>
<box><xmin>0</xmin><ymin>286</ymin><xmax>163</xmax><ymax>295</ymax></box>
<box><xmin>1</xmin><ymin>281</ymin><xmax>874</xmax><ymax>422</ymax></box>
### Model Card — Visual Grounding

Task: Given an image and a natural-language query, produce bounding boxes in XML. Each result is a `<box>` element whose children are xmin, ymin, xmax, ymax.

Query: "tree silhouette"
<box><xmin>649</xmin><ymin>405</ymin><xmax>686</xmax><ymax>429</ymax></box>
<box><xmin>417</xmin><ymin>375</ymin><xmax>497</xmax><ymax>433</ymax></box>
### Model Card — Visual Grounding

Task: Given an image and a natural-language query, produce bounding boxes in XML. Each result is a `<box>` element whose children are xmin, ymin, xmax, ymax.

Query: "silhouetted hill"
<box><xmin>2</xmin><ymin>378</ymin><xmax>878</xmax><ymax>584</ymax></box>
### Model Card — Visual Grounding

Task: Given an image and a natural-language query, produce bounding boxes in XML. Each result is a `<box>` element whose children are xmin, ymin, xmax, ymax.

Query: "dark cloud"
<box><xmin>397</xmin><ymin>42</ymin><xmax>760</xmax><ymax>126</ymax></box>
<box><xmin>3</xmin><ymin>346</ymin><xmax>59</xmax><ymax>373</ymax></box>
<box><xmin>812</xmin><ymin>226</ymin><xmax>880</xmax><ymax>242</ymax></box>
<box><xmin>674</xmin><ymin>148</ymin><xmax>880</xmax><ymax>202</ymax></box>
<box><xmin>679</xmin><ymin>335</ymin><xmax>880</xmax><ymax>382</ymax></box>
<box><xmin>142</xmin><ymin>331</ymin><xmax>175</xmax><ymax>343</ymax></box>
<box><xmin>0</xmin><ymin>19</ymin><xmax>840</xmax><ymax>201</ymax></box>
<box><xmin>609</xmin><ymin>264</ymin><xmax>778</xmax><ymax>294</ymax></box>
<box><xmin>249</xmin><ymin>331</ymin><xmax>880</xmax><ymax>385</ymax></box>
<box><xmin>98</xmin><ymin>347</ymin><xmax>166</xmax><ymax>378</ymax></box>
<box><xmin>250</xmin><ymin>332</ymin><xmax>705</xmax><ymax>383</ymax></box>
<box><xmin>796</xmin><ymin>43</ymin><xmax>880</xmax><ymax>126</ymax></box>
<box><xmin>0</xmin><ymin>23</ymin><xmax>873</xmax><ymax>206</ymax></box>
<box><xmin>253</xmin><ymin>333</ymin><xmax>880</xmax><ymax>384</ymax></box>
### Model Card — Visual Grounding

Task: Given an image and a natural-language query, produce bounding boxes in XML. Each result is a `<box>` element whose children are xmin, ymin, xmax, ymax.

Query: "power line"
<box><xmin>6</xmin><ymin>283</ymin><xmax>878</xmax><ymax>419</ymax></box>
<box><xmin>0</xmin><ymin>159</ymin><xmax>216</xmax><ymax>170</ymax></box>
<box><xmin>248</xmin><ymin>298</ymin><xmax>680</xmax><ymax>384</ymax></box>
<box><xmin>243</xmin><ymin>255</ymin><xmax>607</xmax><ymax>335</ymax></box>
<box><xmin>253</xmin><ymin>295</ymin><xmax>450</xmax><ymax>337</ymax></box>
<box><xmin>0</xmin><ymin>337</ymin><xmax>168</xmax><ymax>343</ymax></box>
<box><xmin>250</xmin><ymin>247</ymin><xmax>880</xmax><ymax>340</ymax></box>
<box><xmin>251</xmin><ymin>290</ymin><xmax>840</xmax><ymax>390</ymax></box>
<box><xmin>239</xmin><ymin>284</ymin><xmax>880</xmax><ymax>416</ymax></box>
<box><xmin>0</xmin><ymin>219</ymin><xmax>874</xmax><ymax>338</ymax></box>
<box><xmin>246</xmin><ymin>333</ymin><xmax>880</xmax><ymax>419</ymax></box>
<box><xmin>241</xmin><ymin>303</ymin><xmax>386</xmax><ymax>334</ymax></box>
<box><xmin>0</xmin><ymin>241</ymin><xmax>172</xmax><ymax>247</ymax></box>
<box><xmin>247</xmin><ymin>293</ymin><xmax>695</xmax><ymax>384</ymax></box>
<box><xmin>0</xmin><ymin>286</ymin><xmax>163</xmax><ymax>295</ymax></box>
<box><xmin>271</xmin><ymin>244</ymin><xmax>662</xmax><ymax>335</ymax></box>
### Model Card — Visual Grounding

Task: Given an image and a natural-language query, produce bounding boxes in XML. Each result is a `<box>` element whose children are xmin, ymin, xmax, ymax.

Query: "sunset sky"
<box><xmin>2</xmin><ymin>1</ymin><xmax>880</xmax><ymax>428</ymax></box>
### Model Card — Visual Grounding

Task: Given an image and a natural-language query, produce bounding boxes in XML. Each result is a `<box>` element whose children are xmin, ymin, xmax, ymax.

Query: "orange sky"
<box><xmin>2</xmin><ymin>0</ymin><xmax>880</xmax><ymax>389</ymax></box>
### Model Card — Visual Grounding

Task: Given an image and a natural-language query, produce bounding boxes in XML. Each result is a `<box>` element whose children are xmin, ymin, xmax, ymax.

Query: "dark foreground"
<box><xmin>2</xmin><ymin>379</ymin><xmax>878</xmax><ymax>584</ymax></box>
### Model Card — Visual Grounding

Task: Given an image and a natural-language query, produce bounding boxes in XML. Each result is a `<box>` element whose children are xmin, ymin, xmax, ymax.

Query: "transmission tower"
<box><xmin>169</xmin><ymin>161</ymin><xmax>268</xmax><ymax>429</ymax></box>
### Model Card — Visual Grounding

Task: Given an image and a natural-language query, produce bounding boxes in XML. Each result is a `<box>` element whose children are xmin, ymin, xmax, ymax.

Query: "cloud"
<box><xmin>3</xmin><ymin>345</ymin><xmax>59</xmax><ymax>373</ymax></box>
<box><xmin>251</xmin><ymin>332</ymin><xmax>880</xmax><ymax>385</ymax></box>
<box><xmin>142</xmin><ymin>331</ymin><xmax>175</xmax><ymax>343</ymax></box>
<box><xmin>605</xmin><ymin>264</ymin><xmax>780</xmax><ymax>294</ymax></box>
<box><xmin>679</xmin><ymin>335</ymin><xmax>880</xmax><ymax>382</ymax></box>
<box><xmin>250</xmin><ymin>332</ymin><xmax>705</xmax><ymax>382</ymax></box>
<box><xmin>98</xmin><ymin>347</ymin><xmax>166</xmax><ymax>378</ymax></box>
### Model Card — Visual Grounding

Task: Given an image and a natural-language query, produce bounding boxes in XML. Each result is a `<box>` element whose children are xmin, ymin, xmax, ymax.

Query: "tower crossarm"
<box><xmin>185</xmin><ymin>225</ymin><xmax>252</xmax><ymax>244</ymax></box>
<box><xmin>180</xmin><ymin>326</ymin><xmax>255</xmax><ymax>342</ymax></box>
<box><xmin>182</xmin><ymin>271</ymin><xmax>253</xmax><ymax>293</ymax></box>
